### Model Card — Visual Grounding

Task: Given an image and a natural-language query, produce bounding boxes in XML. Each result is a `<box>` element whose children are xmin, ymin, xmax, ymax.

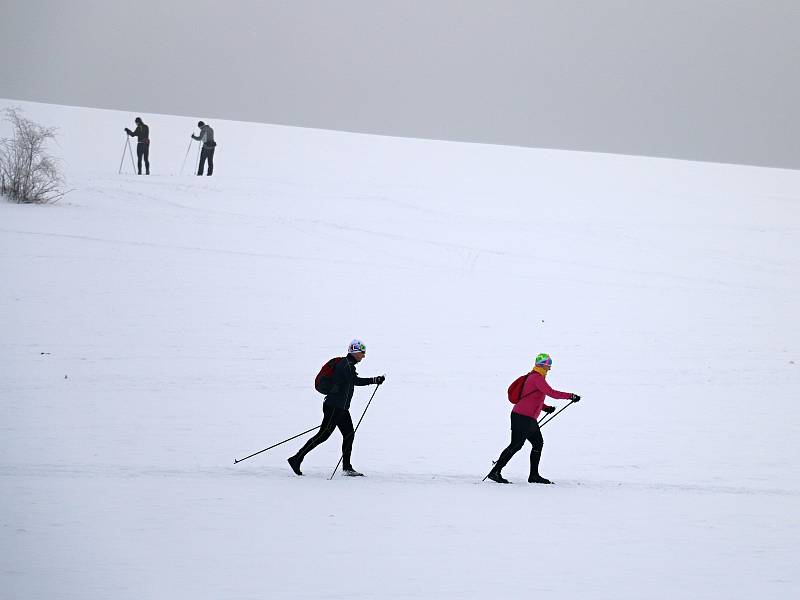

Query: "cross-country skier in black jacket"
<box><xmin>288</xmin><ymin>339</ymin><xmax>385</xmax><ymax>477</ymax></box>
<box><xmin>124</xmin><ymin>117</ymin><xmax>150</xmax><ymax>175</ymax></box>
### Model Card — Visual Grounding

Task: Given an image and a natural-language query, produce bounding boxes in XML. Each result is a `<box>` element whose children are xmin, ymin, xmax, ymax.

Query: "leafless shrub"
<box><xmin>0</xmin><ymin>107</ymin><xmax>66</xmax><ymax>204</ymax></box>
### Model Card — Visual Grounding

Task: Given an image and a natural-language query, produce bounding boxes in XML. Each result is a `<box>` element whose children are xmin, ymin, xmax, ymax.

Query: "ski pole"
<box><xmin>234</xmin><ymin>425</ymin><xmax>321</xmax><ymax>464</ymax></box>
<box><xmin>195</xmin><ymin>140</ymin><xmax>202</xmax><ymax>175</ymax></box>
<box><xmin>127</xmin><ymin>137</ymin><xmax>136</xmax><ymax>173</ymax></box>
<box><xmin>538</xmin><ymin>400</ymin><xmax>576</xmax><ymax>429</ymax></box>
<box><xmin>118</xmin><ymin>136</ymin><xmax>129</xmax><ymax>174</ymax></box>
<box><xmin>329</xmin><ymin>383</ymin><xmax>382</xmax><ymax>480</ymax></box>
<box><xmin>180</xmin><ymin>138</ymin><xmax>194</xmax><ymax>175</ymax></box>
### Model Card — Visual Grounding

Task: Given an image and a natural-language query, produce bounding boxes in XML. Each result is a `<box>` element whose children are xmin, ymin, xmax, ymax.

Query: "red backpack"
<box><xmin>507</xmin><ymin>373</ymin><xmax>531</xmax><ymax>404</ymax></box>
<box><xmin>315</xmin><ymin>357</ymin><xmax>344</xmax><ymax>394</ymax></box>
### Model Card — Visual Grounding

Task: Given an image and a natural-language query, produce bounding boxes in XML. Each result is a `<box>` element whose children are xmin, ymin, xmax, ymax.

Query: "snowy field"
<box><xmin>2</xmin><ymin>99</ymin><xmax>799</xmax><ymax>599</ymax></box>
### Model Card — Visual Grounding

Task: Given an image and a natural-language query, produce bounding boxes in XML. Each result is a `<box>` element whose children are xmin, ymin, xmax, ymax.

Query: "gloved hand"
<box><xmin>124</xmin><ymin>128</ymin><xmax>130</xmax><ymax>133</ymax></box>
<box><xmin>374</xmin><ymin>375</ymin><xmax>386</xmax><ymax>385</ymax></box>
<box><xmin>570</xmin><ymin>394</ymin><xmax>581</xmax><ymax>402</ymax></box>
<box><xmin>542</xmin><ymin>405</ymin><xmax>555</xmax><ymax>414</ymax></box>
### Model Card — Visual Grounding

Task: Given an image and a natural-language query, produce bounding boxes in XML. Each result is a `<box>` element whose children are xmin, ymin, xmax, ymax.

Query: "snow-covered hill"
<box><xmin>2</xmin><ymin>99</ymin><xmax>799</xmax><ymax>599</ymax></box>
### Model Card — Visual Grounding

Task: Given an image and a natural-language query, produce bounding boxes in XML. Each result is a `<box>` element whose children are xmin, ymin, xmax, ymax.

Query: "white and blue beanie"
<box><xmin>348</xmin><ymin>339</ymin><xmax>366</xmax><ymax>354</ymax></box>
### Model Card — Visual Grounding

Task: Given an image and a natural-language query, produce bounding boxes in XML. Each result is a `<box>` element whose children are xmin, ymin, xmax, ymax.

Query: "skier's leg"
<box><xmin>198</xmin><ymin>147</ymin><xmax>207</xmax><ymax>176</ymax></box>
<box><xmin>206</xmin><ymin>147</ymin><xmax>214</xmax><ymax>176</ymax></box>
<box><xmin>526</xmin><ymin>422</ymin><xmax>551</xmax><ymax>483</ymax></box>
<box><xmin>336</xmin><ymin>410</ymin><xmax>355</xmax><ymax>470</ymax></box>
<box><xmin>136</xmin><ymin>144</ymin><xmax>144</xmax><ymax>175</ymax></box>
<box><xmin>291</xmin><ymin>406</ymin><xmax>337</xmax><ymax>463</ymax></box>
<box><xmin>143</xmin><ymin>143</ymin><xmax>150</xmax><ymax>174</ymax></box>
<box><xmin>487</xmin><ymin>429</ymin><xmax>525</xmax><ymax>483</ymax></box>
<box><xmin>492</xmin><ymin>428</ymin><xmax>526</xmax><ymax>475</ymax></box>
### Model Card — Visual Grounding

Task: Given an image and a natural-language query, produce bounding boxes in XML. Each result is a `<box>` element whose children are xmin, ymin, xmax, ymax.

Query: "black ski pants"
<box><xmin>137</xmin><ymin>142</ymin><xmax>150</xmax><ymax>174</ymax></box>
<box><xmin>198</xmin><ymin>146</ymin><xmax>215</xmax><ymax>176</ymax></box>
<box><xmin>294</xmin><ymin>405</ymin><xmax>355</xmax><ymax>468</ymax></box>
<box><xmin>494</xmin><ymin>412</ymin><xmax>544</xmax><ymax>475</ymax></box>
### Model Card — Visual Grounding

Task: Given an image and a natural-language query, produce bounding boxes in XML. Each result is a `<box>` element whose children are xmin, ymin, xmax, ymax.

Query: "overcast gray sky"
<box><xmin>2</xmin><ymin>0</ymin><xmax>799</xmax><ymax>169</ymax></box>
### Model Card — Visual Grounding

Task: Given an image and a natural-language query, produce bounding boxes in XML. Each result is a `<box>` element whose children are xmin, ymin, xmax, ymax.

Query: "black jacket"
<box><xmin>324</xmin><ymin>354</ymin><xmax>373</xmax><ymax>410</ymax></box>
<box><xmin>126</xmin><ymin>123</ymin><xmax>150</xmax><ymax>143</ymax></box>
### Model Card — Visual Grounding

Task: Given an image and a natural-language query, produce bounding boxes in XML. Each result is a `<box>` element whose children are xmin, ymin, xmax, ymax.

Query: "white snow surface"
<box><xmin>2</xmin><ymin>99</ymin><xmax>799</xmax><ymax>599</ymax></box>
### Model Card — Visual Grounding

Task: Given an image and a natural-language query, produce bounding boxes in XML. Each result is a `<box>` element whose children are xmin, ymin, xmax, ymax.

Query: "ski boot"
<box><xmin>287</xmin><ymin>455</ymin><xmax>303</xmax><ymax>476</ymax></box>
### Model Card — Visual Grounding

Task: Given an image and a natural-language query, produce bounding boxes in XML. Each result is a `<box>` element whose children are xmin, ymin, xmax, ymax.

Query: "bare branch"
<box><xmin>0</xmin><ymin>107</ymin><xmax>66</xmax><ymax>204</ymax></box>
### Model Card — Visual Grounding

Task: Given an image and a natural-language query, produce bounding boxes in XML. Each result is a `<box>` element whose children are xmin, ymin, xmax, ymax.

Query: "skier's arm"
<box><xmin>533</xmin><ymin>375</ymin><xmax>573</xmax><ymax>400</ymax></box>
<box><xmin>352</xmin><ymin>371</ymin><xmax>373</xmax><ymax>386</ymax></box>
<box><xmin>349</xmin><ymin>361</ymin><xmax>379</xmax><ymax>387</ymax></box>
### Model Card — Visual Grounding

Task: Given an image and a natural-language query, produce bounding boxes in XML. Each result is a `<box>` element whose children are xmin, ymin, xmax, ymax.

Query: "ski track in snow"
<box><xmin>2</xmin><ymin>464</ymin><xmax>798</xmax><ymax>498</ymax></box>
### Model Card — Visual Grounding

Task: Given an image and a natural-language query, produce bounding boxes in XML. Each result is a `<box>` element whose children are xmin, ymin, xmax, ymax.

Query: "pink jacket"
<box><xmin>512</xmin><ymin>371</ymin><xmax>572</xmax><ymax>420</ymax></box>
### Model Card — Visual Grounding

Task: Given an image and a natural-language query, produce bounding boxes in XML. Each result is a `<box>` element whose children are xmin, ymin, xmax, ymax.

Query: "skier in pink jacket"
<box><xmin>487</xmin><ymin>353</ymin><xmax>580</xmax><ymax>484</ymax></box>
